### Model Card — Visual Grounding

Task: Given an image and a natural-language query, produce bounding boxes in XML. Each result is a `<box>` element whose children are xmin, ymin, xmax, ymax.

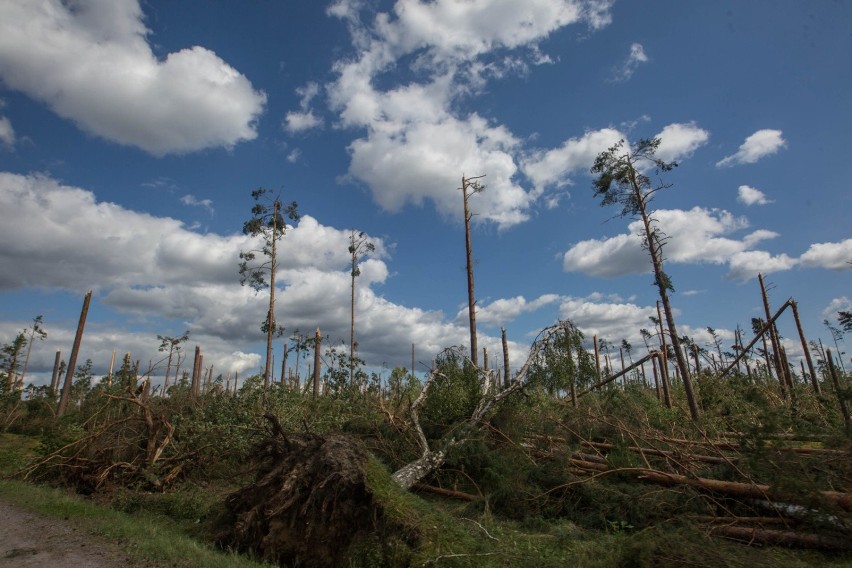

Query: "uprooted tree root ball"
<box><xmin>216</xmin><ymin>414</ymin><xmax>412</xmax><ymax>567</ymax></box>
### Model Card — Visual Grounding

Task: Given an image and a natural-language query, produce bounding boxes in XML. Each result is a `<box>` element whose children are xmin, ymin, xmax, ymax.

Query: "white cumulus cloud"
<box><xmin>522</xmin><ymin>128</ymin><xmax>623</xmax><ymax>191</ymax></box>
<box><xmin>799</xmin><ymin>239</ymin><xmax>852</xmax><ymax>270</ymax></box>
<box><xmin>654</xmin><ymin>122</ymin><xmax>710</xmax><ymax>162</ymax></box>
<box><xmin>0</xmin><ymin>171</ymin><xmax>529</xmax><ymax>374</ymax></box>
<box><xmin>717</xmin><ymin>129</ymin><xmax>786</xmax><ymax>167</ymax></box>
<box><xmin>727</xmin><ymin>250</ymin><xmax>797</xmax><ymax>281</ymax></box>
<box><xmin>324</xmin><ymin>0</ymin><xmax>614</xmax><ymax>228</ymax></box>
<box><xmin>561</xmin><ymin>207</ymin><xmax>799</xmax><ymax>282</ymax></box>
<box><xmin>737</xmin><ymin>185</ymin><xmax>773</xmax><ymax>206</ymax></box>
<box><xmin>0</xmin><ymin>0</ymin><xmax>266</xmax><ymax>155</ymax></box>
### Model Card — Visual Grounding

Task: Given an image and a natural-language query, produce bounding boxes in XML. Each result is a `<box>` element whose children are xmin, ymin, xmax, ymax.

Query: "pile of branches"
<box><xmin>19</xmin><ymin>390</ymin><xmax>187</xmax><ymax>493</ymax></box>
<box><xmin>526</xmin><ymin>416</ymin><xmax>852</xmax><ymax>551</ymax></box>
<box><xmin>216</xmin><ymin>415</ymin><xmax>404</xmax><ymax>568</ymax></box>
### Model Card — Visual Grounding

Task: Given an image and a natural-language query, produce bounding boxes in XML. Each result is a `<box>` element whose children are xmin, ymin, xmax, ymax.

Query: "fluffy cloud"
<box><xmin>821</xmin><ymin>297</ymin><xmax>851</xmax><ymax>321</ymax></box>
<box><xmin>522</xmin><ymin>128</ymin><xmax>623</xmax><ymax>191</ymax></box>
<box><xmin>0</xmin><ymin>171</ymin><xmax>526</xmax><ymax>377</ymax></box>
<box><xmin>563</xmin><ymin>207</ymin><xmax>762</xmax><ymax>277</ymax></box>
<box><xmin>563</xmin><ymin>202</ymin><xmax>850</xmax><ymax>281</ymax></box>
<box><xmin>727</xmin><ymin>250</ymin><xmax>797</xmax><ymax>281</ymax></box>
<box><xmin>799</xmin><ymin>239</ymin><xmax>852</xmax><ymax>270</ymax></box>
<box><xmin>559</xmin><ymin>296</ymin><xmax>657</xmax><ymax>347</ymax></box>
<box><xmin>737</xmin><ymin>185</ymin><xmax>772</xmax><ymax>206</ymax></box>
<box><xmin>716</xmin><ymin>129</ymin><xmax>786</xmax><ymax>167</ymax></box>
<box><xmin>325</xmin><ymin>0</ymin><xmax>614</xmax><ymax>228</ymax></box>
<box><xmin>521</xmin><ymin>122</ymin><xmax>708</xmax><ymax>196</ymax></box>
<box><xmin>654</xmin><ymin>122</ymin><xmax>710</xmax><ymax>162</ymax></box>
<box><xmin>0</xmin><ymin>0</ymin><xmax>265</xmax><ymax>155</ymax></box>
<box><xmin>377</xmin><ymin>0</ymin><xmax>605</xmax><ymax>62</ymax></box>
<box><xmin>465</xmin><ymin>294</ymin><xmax>561</xmax><ymax>327</ymax></box>
<box><xmin>347</xmin><ymin>109</ymin><xmax>532</xmax><ymax>227</ymax></box>
<box><xmin>611</xmin><ymin>42</ymin><xmax>648</xmax><ymax>82</ymax></box>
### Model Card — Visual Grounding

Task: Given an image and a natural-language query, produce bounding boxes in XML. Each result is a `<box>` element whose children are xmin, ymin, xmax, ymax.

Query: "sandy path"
<box><xmin>0</xmin><ymin>499</ymin><xmax>149</xmax><ymax>567</ymax></box>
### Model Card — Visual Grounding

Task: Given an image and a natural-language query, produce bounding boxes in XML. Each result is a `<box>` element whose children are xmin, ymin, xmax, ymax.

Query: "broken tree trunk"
<box><xmin>57</xmin><ymin>290</ymin><xmax>92</xmax><ymax>418</ymax></box>
<box><xmin>392</xmin><ymin>322</ymin><xmax>569</xmax><ymax>489</ymax></box>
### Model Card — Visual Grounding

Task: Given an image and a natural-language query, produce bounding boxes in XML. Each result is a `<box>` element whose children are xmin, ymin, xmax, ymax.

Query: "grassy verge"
<box><xmin>0</xmin><ymin>433</ymin><xmax>268</xmax><ymax>568</ymax></box>
<box><xmin>0</xmin><ymin>479</ymin><xmax>270</xmax><ymax>568</ymax></box>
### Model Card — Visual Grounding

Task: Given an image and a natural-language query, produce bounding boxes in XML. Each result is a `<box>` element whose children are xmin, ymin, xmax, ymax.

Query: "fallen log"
<box><xmin>413</xmin><ymin>483</ymin><xmax>478</xmax><ymax>501</ymax></box>
<box><xmin>651</xmin><ymin>436</ymin><xmax>847</xmax><ymax>456</ymax></box>
<box><xmin>706</xmin><ymin>524</ymin><xmax>852</xmax><ymax>551</ymax></box>
<box><xmin>582</xmin><ymin>441</ymin><xmax>730</xmax><ymax>465</ymax></box>
<box><xmin>566</xmin><ymin>459</ymin><xmax>852</xmax><ymax>511</ymax></box>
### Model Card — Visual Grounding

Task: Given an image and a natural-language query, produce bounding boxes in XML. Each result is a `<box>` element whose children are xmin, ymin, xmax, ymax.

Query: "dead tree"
<box><xmin>57</xmin><ymin>290</ymin><xmax>92</xmax><ymax>418</ymax></box>
<box><xmin>461</xmin><ymin>174</ymin><xmax>485</xmax><ymax>367</ymax></box>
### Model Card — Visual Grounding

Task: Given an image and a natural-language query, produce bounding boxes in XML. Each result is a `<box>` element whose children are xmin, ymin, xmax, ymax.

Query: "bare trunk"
<box><xmin>350</xmin><ymin>248</ymin><xmax>356</xmax><ymax>387</ymax></box>
<box><xmin>264</xmin><ymin>201</ymin><xmax>280</xmax><ymax>389</ymax></box>
<box><xmin>57</xmin><ymin>290</ymin><xmax>92</xmax><ymax>418</ymax></box>
<box><xmin>655</xmin><ymin>301</ymin><xmax>672</xmax><ymax>408</ymax></box>
<box><xmin>162</xmin><ymin>347</ymin><xmax>174</xmax><ymax>396</ymax></box>
<box><xmin>593</xmin><ymin>335</ymin><xmax>601</xmax><ymax>390</ymax></box>
<box><xmin>49</xmin><ymin>350</ymin><xmax>62</xmax><ymax>397</ymax></box>
<box><xmin>313</xmin><ymin>328</ymin><xmax>321</xmax><ymax>398</ymax></box>
<box><xmin>826</xmin><ymin>350</ymin><xmax>850</xmax><ymax>434</ymax></box>
<box><xmin>501</xmin><ymin>327</ymin><xmax>510</xmax><ymax>389</ymax></box>
<box><xmin>656</xmin><ymin>267</ymin><xmax>698</xmax><ymax>420</ymax></box>
<box><xmin>190</xmin><ymin>346</ymin><xmax>201</xmax><ymax>400</ymax></box>
<box><xmin>790</xmin><ymin>300</ymin><xmax>819</xmax><ymax>394</ymax></box>
<box><xmin>18</xmin><ymin>330</ymin><xmax>36</xmax><ymax>389</ymax></box>
<box><xmin>462</xmin><ymin>175</ymin><xmax>479</xmax><ymax>367</ymax></box>
<box><xmin>392</xmin><ymin>450</ymin><xmax>447</xmax><ymax>490</ymax></box>
<box><xmin>759</xmin><ymin>273</ymin><xmax>789</xmax><ymax>395</ymax></box>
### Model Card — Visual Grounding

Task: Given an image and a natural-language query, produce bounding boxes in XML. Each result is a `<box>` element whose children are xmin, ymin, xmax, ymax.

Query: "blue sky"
<box><xmin>1</xmin><ymin>0</ymin><xmax>850</xmax><ymax>385</ymax></box>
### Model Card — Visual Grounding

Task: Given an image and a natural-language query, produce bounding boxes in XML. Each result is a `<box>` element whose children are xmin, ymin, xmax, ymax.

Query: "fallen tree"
<box><xmin>391</xmin><ymin>322</ymin><xmax>571</xmax><ymax>489</ymax></box>
<box><xmin>216</xmin><ymin>414</ymin><xmax>416</xmax><ymax>568</ymax></box>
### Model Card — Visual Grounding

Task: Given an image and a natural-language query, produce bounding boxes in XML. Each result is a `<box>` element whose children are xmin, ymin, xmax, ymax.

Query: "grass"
<box><xmin>0</xmin><ymin>432</ymin><xmax>269</xmax><ymax>568</ymax></box>
<box><xmin>0</xmin><ymin>479</ymin><xmax>271</xmax><ymax>568</ymax></box>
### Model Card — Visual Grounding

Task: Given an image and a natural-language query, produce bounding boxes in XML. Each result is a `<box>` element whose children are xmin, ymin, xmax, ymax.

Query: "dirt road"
<box><xmin>0</xmin><ymin>499</ymin><xmax>147</xmax><ymax>567</ymax></box>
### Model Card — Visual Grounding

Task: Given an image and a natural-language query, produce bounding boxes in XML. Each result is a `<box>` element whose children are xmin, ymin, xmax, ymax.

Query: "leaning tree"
<box><xmin>590</xmin><ymin>138</ymin><xmax>699</xmax><ymax>420</ymax></box>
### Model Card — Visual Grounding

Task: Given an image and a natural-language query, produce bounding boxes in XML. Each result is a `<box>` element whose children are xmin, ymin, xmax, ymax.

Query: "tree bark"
<box><xmin>461</xmin><ymin>175</ymin><xmax>482</xmax><ymax>367</ymax></box>
<box><xmin>57</xmin><ymin>290</ymin><xmax>91</xmax><ymax>418</ymax></box>
<box><xmin>759</xmin><ymin>273</ymin><xmax>789</xmax><ymax>394</ymax></box>
<box><xmin>826</xmin><ymin>349</ymin><xmax>850</xmax><ymax>434</ymax></box>
<box><xmin>313</xmin><ymin>328</ymin><xmax>321</xmax><ymax>398</ymax></box>
<box><xmin>49</xmin><ymin>350</ymin><xmax>62</xmax><ymax>397</ymax></box>
<box><xmin>501</xmin><ymin>327</ymin><xmax>510</xmax><ymax>389</ymax></box>
<box><xmin>790</xmin><ymin>300</ymin><xmax>819</xmax><ymax>394</ymax></box>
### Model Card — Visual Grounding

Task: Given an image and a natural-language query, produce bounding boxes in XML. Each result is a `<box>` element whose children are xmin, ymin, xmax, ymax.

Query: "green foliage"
<box><xmin>238</xmin><ymin>188</ymin><xmax>299</xmax><ymax>293</ymax></box>
<box><xmin>420</xmin><ymin>350</ymin><xmax>482</xmax><ymax>441</ymax></box>
<box><xmin>2</xmin><ymin>339</ymin><xmax>850</xmax><ymax>567</ymax></box>
<box><xmin>839</xmin><ymin>310</ymin><xmax>852</xmax><ymax>333</ymax></box>
<box><xmin>590</xmin><ymin>138</ymin><xmax>676</xmax><ymax>218</ymax></box>
<box><xmin>528</xmin><ymin>323</ymin><xmax>596</xmax><ymax>395</ymax></box>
